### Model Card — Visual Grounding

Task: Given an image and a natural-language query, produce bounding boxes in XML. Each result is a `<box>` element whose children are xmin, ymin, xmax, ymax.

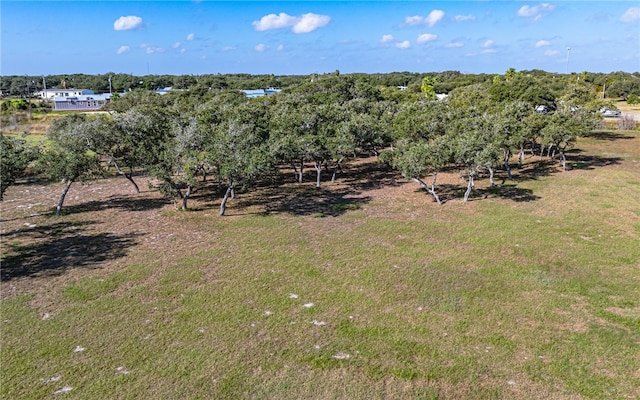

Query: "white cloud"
<box><xmin>454</xmin><ymin>14</ymin><xmax>476</xmax><ymax>22</ymax></box>
<box><xmin>116</xmin><ymin>45</ymin><xmax>130</xmax><ymax>55</ymax></box>
<box><xmin>396</xmin><ymin>41</ymin><xmax>411</xmax><ymax>49</ymax></box>
<box><xmin>140</xmin><ymin>43</ymin><xmax>164</xmax><ymax>54</ymax></box>
<box><xmin>517</xmin><ymin>4</ymin><xmax>556</xmax><ymax>21</ymax></box>
<box><xmin>255</xmin><ymin>43</ymin><xmax>267</xmax><ymax>52</ymax></box>
<box><xmin>113</xmin><ymin>16</ymin><xmax>143</xmax><ymax>31</ymax></box>
<box><xmin>544</xmin><ymin>50</ymin><xmax>559</xmax><ymax>56</ymax></box>
<box><xmin>446</xmin><ymin>42</ymin><xmax>464</xmax><ymax>48</ymax></box>
<box><xmin>292</xmin><ymin>13</ymin><xmax>331</xmax><ymax>33</ymax></box>
<box><xmin>404</xmin><ymin>10</ymin><xmax>444</xmax><ymax>27</ymax></box>
<box><xmin>222</xmin><ymin>46</ymin><xmax>236</xmax><ymax>52</ymax></box>
<box><xmin>186</xmin><ymin>33</ymin><xmax>195</xmax><ymax>41</ymax></box>
<box><xmin>277</xmin><ymin>44</ymin><xmax>284</xmax><ymax>51</ymax></box>
<box><xmin>381</xmin><ymin>34</ymin><xmax>395</xmax><ymax>44</ymax></box>
<box><xmin>252</xmin><ymin>12</ymin><xmax>330</xmax><ymax>33</ymax></box>
<box><xmin>535</xmin><ymin>40</ymin><xmax>551</xmax><ymax>48</ymax></box>
<box><xmin>253</xmin><ymin>13</ymin><xmax>298</xmax><ymax>31</ymax></box>
<box><xmin>621</xmin><ymin>7</ymin><xmax>640</xmax><ymax>23</ymax></box>
<box><xmin>172</xmin><ymin>42</ymin><xmax>181</xmax><ymax>49</ymax></box>
<box><xmin>481</xmin><ymin>48</ymin><xmax>497</xmax><ymax>54</ymax></box>
<box><xmin>425</xmin><ymin>10</ymin><xmax>445</xmax><ymax>27</ymax></box>
<box><xmin>405</xmin><ymin>15</ymin><xmax>424</xmax><ymax>25</ymax></box>
<box><xmin>482</xmin><ymin>39</ymin><xmax>494</xmax><ymax>48</ymax></box>
<box><xmin>416</xmin><ymin>33</ymin><xmax>438</xmax><ymax>44</ymax></box>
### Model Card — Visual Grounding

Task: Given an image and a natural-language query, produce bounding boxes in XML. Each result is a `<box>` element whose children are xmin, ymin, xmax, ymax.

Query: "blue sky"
<box><xmin>2</xmin><ymin>1</ymin><xmax>639</xmax><ymax>76</ymax></box>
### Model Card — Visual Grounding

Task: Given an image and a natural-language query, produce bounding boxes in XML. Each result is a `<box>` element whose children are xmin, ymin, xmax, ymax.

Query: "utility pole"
<box><xmin>565</xmin><ymin>47</ymin><xmax>571</xmax><ymax>74</ymax></box>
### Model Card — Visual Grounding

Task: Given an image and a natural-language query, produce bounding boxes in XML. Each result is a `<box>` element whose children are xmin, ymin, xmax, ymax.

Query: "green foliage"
<box><xmin>0</xmin><ymin>134</ymin><xmax>39</xmax><ymax>200</ymax></box>
<box><xmin>627</xmin><ymin>94</ymin><xmax>640</xmax><ymax>105</ymax></box>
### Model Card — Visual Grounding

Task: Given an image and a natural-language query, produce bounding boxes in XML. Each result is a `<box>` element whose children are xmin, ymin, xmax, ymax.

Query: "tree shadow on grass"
<box><xmin>58</xmin><ymin>194</ymin><xmax>169</xmax><ymax>215</ymax></box>
<box><xmin>581</xmin><ymin>131</ymin><xmax>635</xmax><ymax>141</ymax></box>
<box><xmin>564</xmin><ymin>149</ymin><xmax>623</xmax><ymax>171</ymax></box>
<box><xmin>0</xmin><ymin>220</ymin><xmax>140</xmax><ymax>281</ymax></box>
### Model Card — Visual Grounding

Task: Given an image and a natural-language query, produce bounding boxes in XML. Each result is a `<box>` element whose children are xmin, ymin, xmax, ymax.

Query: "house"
<box><xmin>240</xmin><ymin>88</ymin><xmax>282</xmax><ymax>98</ymax></box>
<box><xmin>53</xmin><ymin>94</ymin><xmax>112</xmax><ymax>111</ymax></box>
<box><xmin>155</xmin><ymin>87</ymin><xmax>185</xmax><ymax>95</ymax></box>
<box><xmin>38</xmin><ymin>88</ymin><xmax>94</xmax><ymax>100</ymax></box>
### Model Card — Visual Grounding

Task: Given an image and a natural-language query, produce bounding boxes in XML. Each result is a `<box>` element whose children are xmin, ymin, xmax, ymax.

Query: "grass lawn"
<box><xmin>1</xmin><ymin>130</ymin><xmax>639</xmax><ymax>399</ymax></box>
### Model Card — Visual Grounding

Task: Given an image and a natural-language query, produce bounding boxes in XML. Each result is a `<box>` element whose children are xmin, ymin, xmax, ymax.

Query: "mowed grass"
<box><xmin>2</xmin><ymin>131</ymin><xmax>639</xmax><ymax>399</ymax></box>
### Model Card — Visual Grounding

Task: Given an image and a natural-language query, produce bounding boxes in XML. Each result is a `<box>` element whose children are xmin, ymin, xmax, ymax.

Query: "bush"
<box><xmin>627</xmin><ymin>94</ymin><xmax>640</xmax><ymax>105</ymax></box>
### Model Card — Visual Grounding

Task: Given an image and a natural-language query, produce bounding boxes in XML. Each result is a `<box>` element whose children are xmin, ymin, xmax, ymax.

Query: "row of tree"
<box><xmin>3</xmin><ymin>69</ymin><xmax>640</xmax><ymax>100</ymax></box>
<box><xmin>0</xmin><ymin>70</ymin><xmax>613</xmax><ymax>214</ymax></box>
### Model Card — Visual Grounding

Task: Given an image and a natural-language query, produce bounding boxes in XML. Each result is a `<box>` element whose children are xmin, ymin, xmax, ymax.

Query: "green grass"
<box><xmin>2</xmin><ymin>132</ymin><xmax>639</xmax><ymax>399</ymax></box>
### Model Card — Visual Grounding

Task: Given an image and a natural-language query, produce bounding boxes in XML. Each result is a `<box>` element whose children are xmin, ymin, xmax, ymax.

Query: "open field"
<box><xmin>1</xmin><ymin>131</ymin><xmax>639</xmax><ymax>399</ymax></box>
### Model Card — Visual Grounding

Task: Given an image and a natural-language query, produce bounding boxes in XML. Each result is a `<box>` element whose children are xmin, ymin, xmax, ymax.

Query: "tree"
<box><xmin>0</xmin><ymin>134</ymin><xmax>39</xmax><ymax>200</ymax></box>
<box><xmin>41</xmin><ymin>115</ymin><xmax>103</xmax><ymax>215</ymax></box>
<box><xmin>202</xmin><ymin>99</ymin><xmax>272</xmax><ymax>215</ymax></box>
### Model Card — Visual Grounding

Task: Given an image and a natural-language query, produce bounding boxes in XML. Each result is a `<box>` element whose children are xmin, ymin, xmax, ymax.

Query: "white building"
<box><xmin>53</xmin><ymin>94</ymin><xmax>112</xmax><ymax>111</ymax></box>
<box><xmin>38</xmin><ymin>88</ymin><xmax>94</xmax><ymax>100</ymax></box>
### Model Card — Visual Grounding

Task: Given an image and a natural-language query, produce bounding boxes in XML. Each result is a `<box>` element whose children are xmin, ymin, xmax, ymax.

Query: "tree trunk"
<box><xmin>463</xmin><ymin>173</ymin><xmax>474</xmax><ymax>202</ymax></box>
<box><xmin>110</xmin><ymin>157</ymin><xmax>140</xmax><ymax>193</ymax></box>
<box><xmin>489</xmin><ymin>167</ymin><xmax>496</xmax><ymax>187</ymax></box>
<box><xmin>503</xmin><ymin>150</ymin><xmax>512</xmax><ymax>180</ymax></box>
<box><xmin>331</xmin><ymin>158</ymin><xmax>343</xmax><ymax>183</ymax></box>
<box><xmin>181</xmin><ymin>184</ymin><xmax>192</xmax><ymax>210</ymax></box>
<box><xmin>560</xmin><ymin>150</ymin><xmax>567</xmax><ymax>171</ymax></box>
<box><xmin>518</xmin><ymin>145</ymin><xmax>524</xmax><ymax>168</ymax></box>
<box><xmin>201</xmin><ymin>167</ymin><xmax>207</xmax><ymax>182</ymax></box>
<box><xmin>220</xmin><ymin>184</ymin><xmax>233</xmax><ymax>216</ymax></box>
<box><xmin>298</xmin><ymin>157</ymin><xmax>304</xmax><ymax>183</ymax></box>
<box><xmin>314</xmin><ymin>161</ymin><xmax>322</xmax><ymax>188</ymax></box>
<box><xmin>291</xmin><ymin>162</ymin><xmax>299</xmax><ymax>181</ymax></box>
<box><xmin>56</xmin><ymin>180</ymin><xmax>73</xmax><ymax>215</ymax></box>
<box><xmin>124</xmin><ymin>171</ymin><xmax>140</xmax><ymax>193</ymax></box>
<box><xmin>412</xmin><ymin>174</ymin><xmax>441</xmax><ymax>205</ymax></box>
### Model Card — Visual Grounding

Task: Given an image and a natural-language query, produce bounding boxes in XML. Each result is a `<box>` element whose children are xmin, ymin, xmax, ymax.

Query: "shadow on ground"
<box><xmin>582</xmin><ymin>131</ymin><xmax>635</xmax><ymax>141</ymax></box>
<box><xmin>1</xmin><ymin>220</ymin><xmax>140</xmax><ymax>281</ymax></box>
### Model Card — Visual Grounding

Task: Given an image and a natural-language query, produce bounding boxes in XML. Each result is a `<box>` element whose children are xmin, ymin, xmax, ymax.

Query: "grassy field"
<box><xmin>1</xmin><ymin>130</ymin><xmax>639</xmax><ymax>399</ymax></box>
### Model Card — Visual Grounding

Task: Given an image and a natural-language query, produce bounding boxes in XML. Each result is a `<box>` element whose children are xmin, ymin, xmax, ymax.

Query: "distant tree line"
<box><xmin>2</xmin><ymin>70</ymin><xmax>639</xmax><ymax>99</ymax></box>
<box><xmin>0</xmin><ymin>69</ymin><xmax>628</xmax><ymax>213</ymax></box>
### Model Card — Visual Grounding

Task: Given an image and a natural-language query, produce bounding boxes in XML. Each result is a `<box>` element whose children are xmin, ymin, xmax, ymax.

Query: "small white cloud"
<box><xmin>446</xmin><ymin>42</ymin><xmax>464</xmax><ymax>48</ymax></box>
<box><xmin>381</xmin><ymin>34</ymin><xmax>395</xmax><ymax>44</ymax></box>
<box><xmin>277</xmin><ymin>44</ymin><xmax>284</xmax><ymax>51</ymax></box>
<box><xmin>292</xmin><ymin>13</ymin><xmax>331</xmax><ymax>33</ymax></box>
<box><xmin>396</xmin><ymin>40</ymin><xmax>411</xmax><ymax>49</ymax></box>
<box><xmin>482</xmin><ymin>39</ymin><xmax>494</xmax><ymax>48</ymax></box>
<box><xmin>621</xmin><ymin>7</ymin><xmax>640</xmax><ymax>23</ymax></box>
<box><xmin>222</xmin><ymin>46</ymin><xmax>236</xmax><ymax>52</ymax></box>
<box><xmin>253</xmin><ymin>12</ymin><xmax>330</xmax><ymax>33</ymax></box>
<box><xmin>116</xmin><ymin>45</ymin><xmax>130</xmax><ymax>55</ymax></box>
<box><xmin>426</xmin><ymin>10</ymin><xmax>445</xmax><ymax>26</ymax></box>
<box><xmin>544</xmin><ymin>49</ymin><xmax>559</xmax><ymax>56</ymax></box>
<box><xmin>141</xmin><ymin>44</ymin><xmax>164</xmax><ymax>54</ymax></box>
<box><xmin>255</xmin><ymin>43</ymin><xmax>267</xmax><ymax>52</ymax></box>
<box><xmin>535</xmin><ymin>40</ymin><xmax>551</xmax><ymax>48</ymax></box>
<box><xmin>454</xmin><ymin>14</ymin><xmax>476</xmax><ymax>22</ymax></box>
<box><xmin>172</xmin><ymin>42</ymin><xmax>181</xmax><ymax>49</ymax></box>
<box><xmin>405</xmin><ymin>15</ymin><xmax>424</xmax><ymax>26</ymax></box>
<box><xmin>482</xmin><ymin>48</ymin><xmax>497</xmax><ymax>54</ymax></box>
<box><xmin>405</xmin><ymin>10</ymin><xmax>444</xmax><ymax>27</ymax></box>
<box><xmin>186</xmin><ymin>33</ymin><xmax>195</xmax><ymax>41</ymax></box>
<box><xmin>417</xmin><ymin>33</ymin><xmax>438</xmax><ymax>44</ymax></box>
<box><xmin>253</xmin><ymin>12</ymin><xmax>298</xmax><ymax>31</ymax></box>
<box><xmin>517</xmin><ymin>4</ymin><xmax>556</xmax><ymax>21</ymax></box>
<box><xmin>113</xmin><ymin>15</ymin><xmax>143</xmax><ymax>31</ymax></box>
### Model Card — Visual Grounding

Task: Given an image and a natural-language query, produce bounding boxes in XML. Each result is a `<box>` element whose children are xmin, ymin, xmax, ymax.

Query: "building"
<box><xmin>38</xmin><ymin>88</ymin><xmax>95</xmax><ymax>100</ymax></box>
<box><xmin>240</xmin><ymin>88</ymin><xmax>282</xmax><ymax>98</ymax></box>
<box><xmin>53</xmin><ymin>94</ymin><xmax>112</xmax><ymax>111</ymax></box>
